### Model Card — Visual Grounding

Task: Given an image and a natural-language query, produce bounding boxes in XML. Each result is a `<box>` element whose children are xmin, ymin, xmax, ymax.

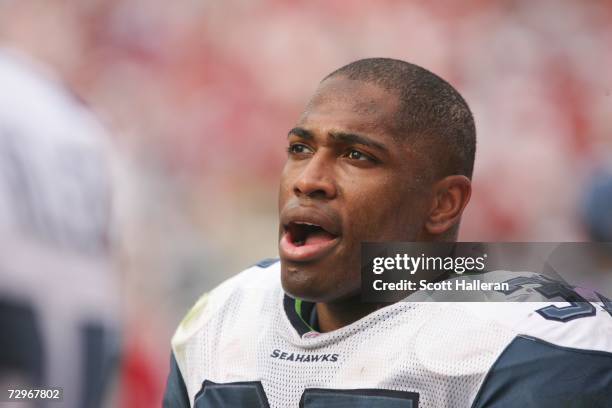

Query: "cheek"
<box><xmin>346</xmin><ymin>181</ymin><xmax>419</xmax><ymax>239</ymax></box>
<box><xmin>278</xmin><ymin>166</ymin><xmax>293</xmax><ymax>207</ymax></box>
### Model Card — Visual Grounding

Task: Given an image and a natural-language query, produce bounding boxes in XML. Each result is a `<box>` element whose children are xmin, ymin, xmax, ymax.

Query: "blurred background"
<box><xmin>0</xmin><ymin>0</ymin><xmax>610</xmax><ymax>406</ymax></box>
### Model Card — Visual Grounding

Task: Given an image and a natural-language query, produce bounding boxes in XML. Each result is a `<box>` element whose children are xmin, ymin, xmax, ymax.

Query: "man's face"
<box><xmin>278</xmin><ymin>76</ymin><xmax>434</xmax><ymax>303</ymax></box>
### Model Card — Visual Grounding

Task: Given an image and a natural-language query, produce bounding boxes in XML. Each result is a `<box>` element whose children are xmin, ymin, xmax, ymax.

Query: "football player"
<box><xmin>163</xmin><ymin>58</ymin><xmax>612</xmax><ymax>407</ymax></box>
<box><xmin>0</xmin><ymin>49</ymin><xmax>120</xmax><ymax>407</ymax></box>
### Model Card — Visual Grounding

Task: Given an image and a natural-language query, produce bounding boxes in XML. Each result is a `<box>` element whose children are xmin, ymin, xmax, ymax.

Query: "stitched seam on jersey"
<box><xmin>469</xmin><ymin>336</ymin><xmax>517</xmax><ymax>408</ymax></box>
<box><xmin>517</xmin><ymin>334</ymin><xmax>612</xmax><ymax>358</ymax></box>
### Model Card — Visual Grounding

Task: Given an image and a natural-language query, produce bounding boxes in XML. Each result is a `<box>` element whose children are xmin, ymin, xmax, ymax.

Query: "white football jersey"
<box><xmin>0</xmin><ymin>49</ymin><xmax>120</xmax><ymax>408</ymax></box>
<box><xmin>165</xmin><ymin>259</ymin><xmax>612</xmax><ymax>408</ymax></box>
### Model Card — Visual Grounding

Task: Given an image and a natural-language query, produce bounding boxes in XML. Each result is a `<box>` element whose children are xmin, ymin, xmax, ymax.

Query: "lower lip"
<box><xmin>279</xmin><ymin>232</ymin><xmax>340</xmax><ymax>262</ymax></box>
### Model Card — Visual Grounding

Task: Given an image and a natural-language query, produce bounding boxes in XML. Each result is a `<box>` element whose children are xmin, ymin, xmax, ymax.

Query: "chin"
<box><xmin>280</xmin><ymin>261</ymin><xmax>329</xmax><ymax>302</ymax></box>
<box><xmin>280</xmin><ymin>260</ymin><xmax>360</xmax><ymax>303</ymax></box>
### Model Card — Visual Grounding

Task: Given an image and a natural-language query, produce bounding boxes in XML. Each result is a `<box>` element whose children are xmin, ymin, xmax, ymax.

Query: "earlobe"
<box><xmin>425</xmin><ymin>176</ymin><xmax>472</xmax><ymax>236</ymax></box>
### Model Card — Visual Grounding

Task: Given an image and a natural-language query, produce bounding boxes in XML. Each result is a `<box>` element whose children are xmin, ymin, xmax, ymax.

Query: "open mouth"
<box><xmin>280</xmin><ymin>221</ymin><xmax>340</xmax><ymax>262</ymax></box>
<box><xmin>286</xmin><ymin>222</ymin><xmax>338</xmax><ymax>247</ymax></box>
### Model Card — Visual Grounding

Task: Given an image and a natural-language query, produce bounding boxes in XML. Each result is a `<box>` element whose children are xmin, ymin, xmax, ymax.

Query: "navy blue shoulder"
<box><xmin>163</xmin><ymin>353</ymin><xmax>190</xmax><ymax>408</ymax></box>
<box><xmin>472</xmin><ymin>335</ymin><xmax>612</xmax><ymax>408</ymax></box>
<box><xmin>253</xmin><ymin>258</ymin><xmax>279</xmax><ymax>268</ymax></box>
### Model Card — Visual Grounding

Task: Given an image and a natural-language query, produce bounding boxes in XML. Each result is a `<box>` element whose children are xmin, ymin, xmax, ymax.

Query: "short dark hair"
<box><xmin>324</xmin><ymin>58</ymin><xmax>476</xmax><ymax>179</ymax></box>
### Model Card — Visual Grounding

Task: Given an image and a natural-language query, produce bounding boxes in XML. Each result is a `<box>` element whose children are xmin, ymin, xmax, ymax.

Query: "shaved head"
<box><xmin>324</xmin><ymin>58</ymin><xmax>476</xmax><ymax>179</ymax></box>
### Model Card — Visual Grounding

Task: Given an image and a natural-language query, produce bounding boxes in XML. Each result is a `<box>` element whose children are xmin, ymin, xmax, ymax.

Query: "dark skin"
<box><xmin>278</xmin><ymin>76</ymin><xmax>471</xmax><ymax>333</ymax></box>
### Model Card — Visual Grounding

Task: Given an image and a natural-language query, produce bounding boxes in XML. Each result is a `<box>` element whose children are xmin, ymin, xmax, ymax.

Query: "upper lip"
<box><xmin>280</xmin><ymin>204</ymin><xmax>342</xmax><ymax>237</ymax></box>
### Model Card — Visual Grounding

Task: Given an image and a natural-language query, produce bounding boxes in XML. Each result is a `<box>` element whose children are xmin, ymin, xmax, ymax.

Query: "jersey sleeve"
<box><xmin>165</xmin><ymin>290</ymin><xmax>214</xmax><ymax>406</ymax></box>
<box><xmin>472</xmin><ymin>335</ymin><xmax>612</xmax><ymax>408</ymax></box>
<box><xmin>162</xmin><ymin>353</ymin><xmax>190</xmax><ymax>408</ymax></box>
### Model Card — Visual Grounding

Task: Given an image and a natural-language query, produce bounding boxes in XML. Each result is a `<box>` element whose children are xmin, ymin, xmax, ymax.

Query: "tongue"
<box><xmin>304</xmin><ymin>229</ymin><xmax>336</xmax><ymax>245</ymax></box>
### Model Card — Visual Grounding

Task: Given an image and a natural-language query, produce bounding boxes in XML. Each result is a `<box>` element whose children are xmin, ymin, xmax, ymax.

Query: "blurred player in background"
<box><xmin>569</xmin><ymin>171</ymin><xmax>612</xmax><ymax>291</ymax></box>
<box><xmin>582</xmin><ymin>171</ymin><xmax>612</xmax><ymax>242</ymax></box>
<box><xmin>0</xmin><ymin>49</ymin><xmax>120</xmax><ymax>407</ymax></box>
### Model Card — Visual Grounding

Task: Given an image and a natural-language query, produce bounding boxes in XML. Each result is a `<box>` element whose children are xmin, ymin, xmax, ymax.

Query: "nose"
<box><xmin>293</xmin><ymin>153</ymin><xmax>337</xmax><ymax>199</ymax></box>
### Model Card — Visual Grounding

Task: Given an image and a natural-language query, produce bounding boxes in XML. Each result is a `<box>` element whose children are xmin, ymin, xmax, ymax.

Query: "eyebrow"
<box><xmin>287</xmin><ymin>127</ymin><xmax>389</xmax><ymax>154</ymax></box>
<box><xmin>287</xmin><ymin>127</ymin><xmax>313</xmax><ymax>140</ymax></box>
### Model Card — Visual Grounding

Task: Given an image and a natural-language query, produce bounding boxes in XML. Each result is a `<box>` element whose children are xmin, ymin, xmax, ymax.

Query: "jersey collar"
<box><xmin>283</xmin><ymin>294</ymin><xmax>319</xmax><ymax>336</ymax></box>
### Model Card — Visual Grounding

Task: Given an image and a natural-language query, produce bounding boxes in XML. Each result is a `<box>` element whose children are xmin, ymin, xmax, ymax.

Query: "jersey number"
<box><xmin>194</xmin><ymin>380</ymin><xmax>419</xmax><ymax>407</ymax></box>
<box><xmin>500</xmin><ymin>276</ymin><xmax>611</xmax><ymax>322</ymax></box>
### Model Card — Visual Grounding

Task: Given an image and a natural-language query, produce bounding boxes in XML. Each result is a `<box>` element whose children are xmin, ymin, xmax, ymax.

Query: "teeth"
<box><xmin>295</xmin><ymin>221</ymin><xmax>319</xmax><ymax>227</ymax></box>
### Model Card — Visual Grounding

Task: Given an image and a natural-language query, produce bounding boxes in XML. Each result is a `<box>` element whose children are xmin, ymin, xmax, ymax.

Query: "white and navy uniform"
<box><xmin>164</xmin><ymin>259</ymin><xmax>612</xmax><ymax>407</ymax></box>
<box><xmin>0</xmin><ymin>49</ymin><xmax>120</xmax><ymax>407</ymax></box>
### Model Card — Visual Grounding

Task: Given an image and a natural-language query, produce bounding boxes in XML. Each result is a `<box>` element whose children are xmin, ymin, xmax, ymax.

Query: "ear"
<box><xmin>425</xmin><ymin>175</ymin><xmax>472</xmax><ymax>236</ymax></box>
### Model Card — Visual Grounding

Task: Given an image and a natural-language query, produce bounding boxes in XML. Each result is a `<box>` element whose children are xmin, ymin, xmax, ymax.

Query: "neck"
<box><xmin>315</xmin><ymin>296</ymin><xmax>388</xmax><ymax>333</ymax></box>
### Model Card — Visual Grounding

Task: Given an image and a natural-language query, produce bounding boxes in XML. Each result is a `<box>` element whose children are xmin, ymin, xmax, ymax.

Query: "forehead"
<box><xmin>298</xmin><ymin>77</ymin><xmax>400</xmax><ymax>136</ymax></box>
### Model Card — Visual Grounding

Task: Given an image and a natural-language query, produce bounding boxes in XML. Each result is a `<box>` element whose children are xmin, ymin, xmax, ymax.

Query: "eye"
<box><xmin>346</xmin><ymin>149</ymin><xmax>372</xmax><ymax>161</ymax></box>
<box><xmin>287</xmin><ymin>143</ymin><xmax>313</xmax><ymax>156</ymax></box>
